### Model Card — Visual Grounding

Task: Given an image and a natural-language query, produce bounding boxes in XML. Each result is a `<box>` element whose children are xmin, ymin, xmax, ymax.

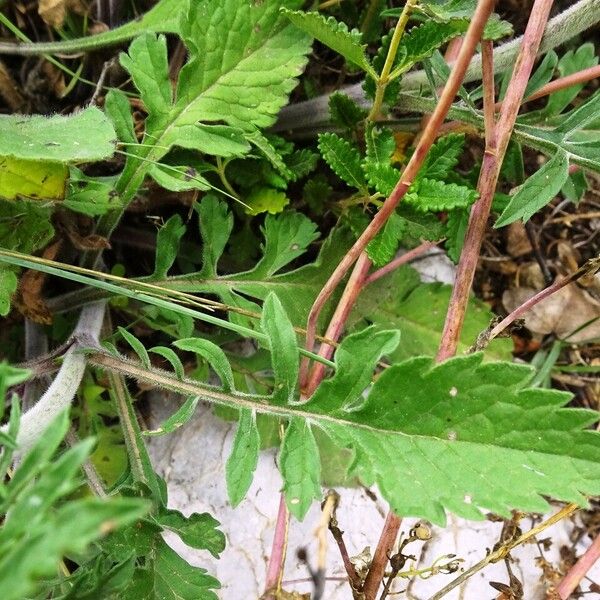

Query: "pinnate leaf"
<box><xmin>283</xmin><ymin>10</ymin><xmax>375</xmax><ymax>77</ymax></box>
<box><xmin>318</xmin><ymin>132</ymin><xmax>367</xmax><ymax>190</ymax></box>
<box><xmin>406</xmin><ymin>178</ymin><xmax>478</xmax><ymax>212</ymax></box>
<box><xmin>174</xmin><ymin>338</ymin><xmax>235</xmax><ymax>391</ymax></box>
<box><xmin>419</xmin><ymin>133</ymin><xmax>465</xmax><ymax>181</ymax></box>
<box><xmin>366</xmin><ymin>212</ymin><xmax>406</xmax><ymax>267</ymax></box>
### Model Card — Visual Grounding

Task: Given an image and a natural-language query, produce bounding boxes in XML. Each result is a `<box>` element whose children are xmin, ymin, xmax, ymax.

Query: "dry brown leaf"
<box><xmin>38</xmin><ymin>0</ymin><xmax>85</xmax><ymax>28</ymax></box>
<box><xmin>503</xmin><ymin>283</ymin><xmax>600</xmax><ymax>343</ymax></box>
<box><xmin>506</xmin><ymin>222</ymin><xmax>532</xmax><ymax>257</ymax></box>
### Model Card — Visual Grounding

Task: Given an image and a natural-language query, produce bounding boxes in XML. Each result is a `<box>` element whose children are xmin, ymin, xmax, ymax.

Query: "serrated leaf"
<box><xmin>144</xmin><ymin>396</ymin><xmax>199</xmax><ymax>437</ymax></box>
<box><xmin>245</xmin><ymin>130</ymin><xmax>293</xmax><ymax>180</ymax></box>
<box><xmin>318</xmin><ymin>132</ymin><xmax>367</xmax><ymax>190</ymax></box>
<box><xmin>0</xmin><ymin>157</ymin><xmax>67</xmax><ymax>201</ymax></box>
<box><xmin>349</xmin><ymin>265</ymin><xmax>512</xmax><ymax>361</ymax></box>
<box><xmin>244</xmin><ymin>187</ymin><xmax>289</xmax><ymax>216</ymax></box>
<box><xmin>119</xmin><ymin>33</ymin><xmax>172</xmax><ymax>129</ymax></box>
<box><xmin>482</xmin><ymin>13</ymin><xmax>513</xmax><ymax>41</ymax></box>
<box><xmin>365</xmin><ymin>124</ymin><xmax>396</xmax><ymax>165</ymax></box>
<box><xmin>283</xmin><ymin>10</ymin><xmax>375</xmax><ymax>77</ymax></box>
<box><xmin>279</xmin><ymin>417</ymin><xmax>321</xmax><ymax>520</ymax></box>
<box><xmin>174</xmin><ymin>338</ymin><xmax>234</xmax><ymax>391</ymax></box>
<box><xmin>152</xmin><ymin>214</ymin><xmax>186</xmax><ymax>279</ymax></box>
<box><xmin>175</xmin><ymin>1</ymin><xmax>311</xmax><ymax>130</ymax></box>
<box><xmin>0</xmin><ymin>107</ymin><xmax>116</xmax><ymax>162</ymax></box>
<box><xmin>226</xmin><ymin>409</ymin><xmax>260</xmax><ymax>507</ymax></box>
<box><xmin>419</xmin><ymin>133</ymin><xmax>465</xmax><ymax>181</ymax></box>
<box><xmin>118</xmin><ymin>327</ymin><xmax>151</xmax><ymax>369</ymax></box>
<box><xmin>303</xmin><ymin>175</ymin><xmax>332</xmax><ymax>214</ymax></box>
<box><xmin>261</xmin><ymin>293</ymin><xmax>298</xmax><ymax>405</ymax></box>
<box><xmin>366</xmin><ymin>212</ymin><xmax>406</xmax><ymax>267</ymax></box>
<box><xmin>390</xmin><ymin>20</ymin><xmax>468</xmax><ymax>79</ymax></box>
<box><xmin>154</xmin><ymin>508</ymin><xmax>225</xmax><ymax>557</ymax></box>
<box><xmin>363</xmin><ymin>159</ymin><xmax>399</xmax><ymax>196</ymax></box>
<box><xmin>148</xmin><ymin>163</ymin><xmax>211</xmax><ymax>192</ymax></box>
<box><xmin>495</xmin><ymin>149</ymin><xmax>569</xmax><ymax>227</ymax></box>
<box><xmin>328</xmin><ymin>92</ymin><xmax>367</xmax><ymax>130</ymax></box>
<box><xmin>406</xmin><ymin>178</ymin><xmax>478</xmax><ymax>212</ymax></box>
<box><xmin>121</xmin><ymin>537</ymin><xmax>220</xmax><ymax>600</ymax></box>
<box><xmin>285</xmin><ymin>148</ymin><xmax>318</xmax><ymax>181</ymax></box>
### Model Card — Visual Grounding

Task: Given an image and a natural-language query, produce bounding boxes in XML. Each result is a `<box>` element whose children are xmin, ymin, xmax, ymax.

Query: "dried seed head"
<box><xmin>413</xmin><ymin>520</ymin><xmax>432</xmax><ymax>541</ymax></box>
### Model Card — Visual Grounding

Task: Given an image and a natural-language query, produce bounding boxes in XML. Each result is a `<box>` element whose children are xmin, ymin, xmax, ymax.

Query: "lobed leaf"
<box><xmin>318</xmin><ymin>132</ymin><xmax>367</xmax><ymax>190</ymax></box>
<box><xmin>406</xmin><ymin>178</ymin><xmax>478</xmax><ymax>212</ymax></box>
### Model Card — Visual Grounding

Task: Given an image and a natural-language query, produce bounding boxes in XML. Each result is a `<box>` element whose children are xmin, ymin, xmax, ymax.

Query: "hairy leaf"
<box><xmin>406</xmin><ymin>178</ymin><xmax>478</xmax><ymax>212</ymax></box>
<box><xmin>445</xmin><ymin>208</ymin><xmax>469</xmax><ymax>263</ymax></box>
<box><xmin>318</xmin><ymin>132</ymin><xmax>367</xmax><ymax>190</ymax></box>
<box><xmin>419</xmin><ymin>133</ymin><xmax>465</xmax><ymax>182</ymax></box>
<box><xmin>144</xmin><ymin>396</ymin><xmax>200</xmax><ymax>436</ymax></box>
<box><xmin>365</xmin><ymin>124</ymin><xmax>396</xmax><ymax>165</ymax></box>
<box><xmin>283</xmin><ymin>10</ymin><xmax>375</xmax><ymax>77</ymax></box>
<box><xmin>329</xmin><ymin>92</ymin><xmax>367</xmax><ymax>130</ymax></box>
<box><xmin>366</xmin><ymin>212</ymin><xmax>406</xmax><ymax>267</ymax></box>
<box><xmin>174</xmin><ymin>338</ymin><xmax>235</xmax><ymax>391</ymax></box>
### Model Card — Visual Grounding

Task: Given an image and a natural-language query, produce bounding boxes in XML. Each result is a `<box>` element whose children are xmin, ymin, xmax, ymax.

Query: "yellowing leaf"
<box><xmin>243</xmin><ymin>187</ymin><xmax>289</xmax><ymax>216</ymax></box>
<box><xmin>0</xmin><ymin>157</ymin><xmax>67</xmax><ymax>200</ymax></box>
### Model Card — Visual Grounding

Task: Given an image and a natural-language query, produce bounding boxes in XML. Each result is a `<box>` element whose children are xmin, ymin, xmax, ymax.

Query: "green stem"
<box><xmin>368</xmin><ymin>0</ymin><xmax>418</xmax><ymax>121</ymax></box>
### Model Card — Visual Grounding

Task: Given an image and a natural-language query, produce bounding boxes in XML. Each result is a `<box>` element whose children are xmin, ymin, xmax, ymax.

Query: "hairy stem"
<box><xmin>437</xmin><ymin>0</ymin><xmax>555</xmax><ymax>361</ymax></box>
<box><xmin>1</xmin><ymin>302</ymin><xmax>105</xmax><ymax>454</ymax></box>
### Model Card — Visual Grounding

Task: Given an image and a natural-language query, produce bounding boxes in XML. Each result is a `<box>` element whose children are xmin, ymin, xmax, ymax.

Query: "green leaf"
<box><xmin>0</xmin><ymin>269</ymin><xmax>17</xmax><ymax>316</ymax></box>
<box><xmin>144</xmin><ymin>396</ymin><xmax>200</xmax><ymax>437</ymax></box>
<box><xmin>303</xmin><ymin>175</ymin><xmax>332</xmax><ymax>214</ymax></box>
<box><xmin>419</xmin><ymin>133</ymin><xmax>465</xmax><ymax>181</ymax></box>
<box><xmin>363</xmin><ymin>160</ymin><xmax>400</xmax><ymax>196</ymax></box>
<box><xmin>366</xmin><ymin>212</ymin><xmax>406</xmax><ymax>267</ymax></box>
<box><xmin>482</xmin><ymin>13</ymin><xmax>514</xmax><ymax>41</ymax></box>
<box><xmin>318</xmin><ymin>132</ymin><xmax>367</xmax><ymax>190</ymax></box>
<box><xmin>328</xmin><ymin>92</ymin><xmax>367</xmax><ymax>130</ymax></box>
<box><xmin>153</xmin><ymin>214</ymin><xmax>186</xmax><ymax>279</ymax></box>
<box><xmin>283</xmin><ymin>10</ymin><xmax>375</xmax><ymax>77</ymax></box>
<box><xmin>390</xmin><ymin>20</ymin><xmax>468</xmax><ymax>79</ymax></box>
<box><xmin>365</xmin><ymin>124</ymin><xmax>395</xmax><ymax>165</ymax></box>
<box><xmin>226</xmin><ymin>409</ymin><xmax>260</xmax><ymax>507</ymax></box>
<box><xmin>149</xmin><ymin>346</ymin><xmax>185</xmax><ymax>380</ymax></box>
<box><xmin>196</xmin><ymin>195</ymin><xmax>233</xmax><ymax>278</ymax></box>
<box><xmin>64</xmin><ymin>168</ymin><xmax>121</xmax><ymax>216</ymax></box>
<box><xmin>244</xmin><ymin>187</ymin><xmax>290</xmax><ymax>216</ymax></box>
<box><xmin>118</xmin><ymin>327</ymin><xmax>151</xmax><ymax>369</ymax></box>
<box><xmin>308</xmin><ymin>327</ymin><xmax>400</xmax><ymax>413</ymax></box>
<box><xmin>279</xmin><ymin>418</ymin><xmax>321</xmax><ymax>520</ymax></box>
<box><xmin>174</xmin><ymin>338</ymin><xmax>235</xmax><ymax>391</ymax></box>
<box><xmin>349</xmin><ymin>265</ymin><xmax>512</xmax><ymax>361</ymax></box>
<box><xmin>0</xmin><ymin>107</ymin><xmax>116</xmax><ymax>162</ymax></box>
<box><xmin>561</xmin><ymin>169</ymin><xmax>588</xmax><ymax>203</ymax></box>
<box><xmin>105</xmin><ymin>89</ymin><xmax>137</xmax><ymax>145</ymax></box>
<box><xmin>544</xmin><ymin>44</ymin><xmax>598</xmax><ymax>116</ymax></box>
<box><xmin>285</xmin><ymin>148</ymin><xmax>318</xmax><ymax>181</ymax></box>
<box><xmin>175</xmin><ymin>0</ymin><xmax>312</xmax><ymax>130</ymax></box>
<box><xmin>119</xmin><ymin>33</ymin><xmax>172</xmax><ymax>129</ymax></box>
<box><xmin>445</xmin><ymin>208</ymin><xmax>469</xmax><ymax>263</ymax></box>
<box><xmin>261</xmin><ymin>293</ymin><xmax>299</xmax><ymax>405</ymax></box>
<box><xmin>121</xmin><ymin>537</ymin><xmax>220</xmax><ymax>600</ymax></box>
<box><xmin>164</xmin><ymin>124</ymin><xmax>251</xmax><ymax>158</ymax></box>
<box><xmin>406</xmin><ymin>178</ymin><xmax>478</xmax><ymax>212</ymax></box>
<box><xmin>0</xmin><ymin>157</ymin><xmax>67</xmax><ymax>201</ymax></box>
<box><xmin>0</xmin><ymin>201</ymin><xmax>54</xmax><ymax>256</ymax></box>
<box><xmin>246</xmin><ymin>130</ymin><xmax>294</xmax><ymax>180</ymax></box>
<box><xmin>495</xmin><ymin>149</ymin><xmax>569</xmax><ymax>227</ymax></box>
<box><xmin>154</xmin><ymin>508</ymin><xmax>225</xmax><ymax>557</ymax></box>
<box><xmin>148</xmin><ymin>163</ymin><xmax>211</xmax><ymax>192</ymax></box>
<box><xmin>555</xmin><ymin>91</ymin><xmax>600</xmax><ymax>135</ymax></box>
<box><xmin>523</xmin><ymin>51</ymin><xmax>558</xmax><ymax>100</ymax></box>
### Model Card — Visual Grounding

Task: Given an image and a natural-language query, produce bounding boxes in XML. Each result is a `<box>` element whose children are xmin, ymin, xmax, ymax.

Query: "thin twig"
<box><xmin>362</xmin><ymin>512</ymin><xmax>403</xmax><ymax>600</ymax></box>
<box><xmin>427</xmin><ymin>503</ymin><xmax>579</xmax><ymax>600</ymax></box>
<box><xmin>556</xmin><ymin>531</ymin><xmax>600</xmax><ymax>599</ymax></box>
<box><xmin>437</xmin><ymin>0</ymin><xmax>556</xmax><ymax>362</ymax></box>
<box><xmin>301</xmin><ymin>0</ymin><xmax>496</xmax><ymax>380</ymax></box>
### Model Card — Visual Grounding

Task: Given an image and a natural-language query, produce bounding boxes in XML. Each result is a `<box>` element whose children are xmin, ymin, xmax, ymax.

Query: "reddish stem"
<box><xmin>364</xmin><ymin>240</ymin><xmax>439</xmax><ymax>285</ymax></box>
<box><xmin>556</xmin><ymin>533</ymin><xmax>600</xmax><ymax>599</ymax></box>
<box><xmin>264</xmin><ymin>494</ymin><xmax>290</xmax><ymax>599</ymax></box>
<box><xmin>304</xmin><ymin>253</ymin><xmax>372</xmax><ymax>396</ymax></box>
<box><xmin>437</xmin><ymin>0</ymin><xmax>556</xmax><ymax>361</ymax></box>
<box><xmin>361</xmin><ymin>513</ymin><xmax>403</xmax><ymax>600</ymax></box>
<box><xmin>300</xmin><ymin>0</ymin><xmax>497</xmax><ymax>385</ymax></box>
